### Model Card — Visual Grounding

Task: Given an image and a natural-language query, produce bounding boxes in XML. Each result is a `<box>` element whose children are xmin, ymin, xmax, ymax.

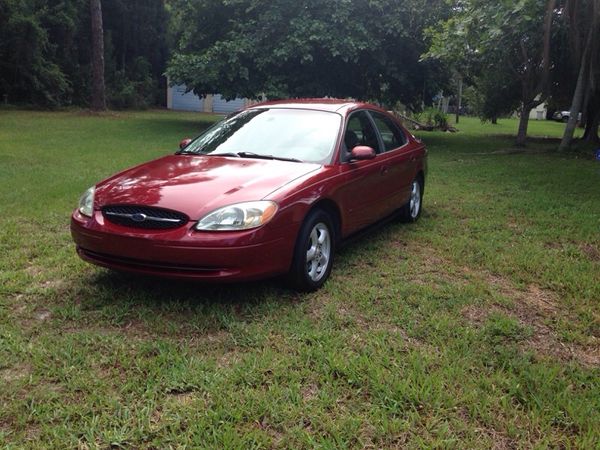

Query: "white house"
<box><xmin>529</xmin><ymin>102</ymin><xmax>548</xmax><ymax>121</ymax></box>
<box><xmin>167</xmin><ymin>83</ymin><xmax>253</xmax><ymax>114</ymax></box>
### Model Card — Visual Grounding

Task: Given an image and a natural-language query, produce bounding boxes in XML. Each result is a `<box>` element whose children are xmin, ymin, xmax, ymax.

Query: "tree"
<box><xmin>166</xmin><ymin>0</ymin><xmax>452</xmax><ymax>110</ymax></box>
<box><xmin>0</xmin><ymin>0</ymin><xmax>69</xmax><ymax>107</ymax></box>
<box><xmin>462</xmin><ymin>69</ymin><xmax>522</xmax><ymax>124</ymax></box>
<box><xmin>559</xmin><ymin>0</ymin><xmax>600</xmax><ymax>150</ymax></box>
<box><xmin>0</xmin><ymin>0</ymin><xmax>169</xmax><ymax>108</ymax></box>
<box><xmin>426</xmin><ymin>0</ymin><xmax>557</xmax><ymax>146</ymax></box>
<box><xmin>90</xmin><ymin>0</ymin><xmax>106</xmax><ymax>110</ymax></box>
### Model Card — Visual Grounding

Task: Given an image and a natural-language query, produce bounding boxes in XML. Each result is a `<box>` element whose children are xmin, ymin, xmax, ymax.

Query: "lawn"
<box><xmin>0</xmin><ymin>110</ymin><xmax>598</xmax><ymax>448</ymax></box>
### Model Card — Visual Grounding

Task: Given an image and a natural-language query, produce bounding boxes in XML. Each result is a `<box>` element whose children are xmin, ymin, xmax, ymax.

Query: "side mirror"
<box><xmin>179</xmin><ymin>138</ymin><xmax>192</xmax><ymax>149</ymax></box>
<box><xmin>350</xmin><ymin>146</ymin><xmax>376</xmax><ymax>161</ymax></box>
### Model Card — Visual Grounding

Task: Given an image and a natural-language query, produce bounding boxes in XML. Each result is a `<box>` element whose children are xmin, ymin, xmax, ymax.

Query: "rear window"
<box><xmin>370</xmin><ymin>112</ymin><xmax>407</xmax><ymax>152</ymax></box>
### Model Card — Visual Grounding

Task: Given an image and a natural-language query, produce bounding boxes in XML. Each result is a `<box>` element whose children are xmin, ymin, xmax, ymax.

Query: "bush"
<box><xmin>424</xmin><ymin>108</ymin><xmax>449</xmax><ymax>130</ymax></box>
<box><xmin>107</xmin><ymin>58</ymin><xmax>157</xmax><ymax>109</ymax></box>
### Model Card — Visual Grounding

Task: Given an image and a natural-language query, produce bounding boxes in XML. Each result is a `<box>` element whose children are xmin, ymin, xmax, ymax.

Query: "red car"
<box><xmin>71</xmin><ymin>99</ymin><xmax>427</xmax><ymax>291</ymax></box>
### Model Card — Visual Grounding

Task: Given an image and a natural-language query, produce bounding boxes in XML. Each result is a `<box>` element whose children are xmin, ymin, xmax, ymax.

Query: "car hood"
<box><xmin>95</xmin><ymin>154</ymin><xmax>321</xmax><ymax>219</ymax></box>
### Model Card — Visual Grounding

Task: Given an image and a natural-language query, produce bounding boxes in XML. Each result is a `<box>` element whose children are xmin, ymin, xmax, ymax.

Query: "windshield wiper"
<box><xmin>177</xmin><ymin>150</ymin><xmax>301</xmax><ymax>162</ymax></box>
<box><xmin>177</xmin><ymin>150</ymin><xmax>240</xmax><ymax>157</ymax></box>
<box><xmin>236</xmin><ymin>152</ymin><xmax>302</xmax><ymax>163</ymax></box>
<box><xmin>204</xmin><ymin>152</ymin><xmax>241</xmax><ymax>157</ymax></box>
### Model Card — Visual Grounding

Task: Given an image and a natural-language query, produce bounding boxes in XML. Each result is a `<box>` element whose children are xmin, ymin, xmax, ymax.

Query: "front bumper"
<box><xmin>71</xmin><ymin>210</ymin><xmax>297</xmax><ymax>281</ymax></box>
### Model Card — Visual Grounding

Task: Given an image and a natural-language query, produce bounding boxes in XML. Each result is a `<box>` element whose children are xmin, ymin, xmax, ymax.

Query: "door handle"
<box><xmin>380</xmin><ymin>166</ymin><xmax>389</xmax><ymax>174</ymax></box>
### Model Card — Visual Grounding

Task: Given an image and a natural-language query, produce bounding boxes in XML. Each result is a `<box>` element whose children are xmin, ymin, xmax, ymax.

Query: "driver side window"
<box><xmin>343</xmin><ymin>111</ymin><xmax>380</xmax><ymax>160</ymax></box>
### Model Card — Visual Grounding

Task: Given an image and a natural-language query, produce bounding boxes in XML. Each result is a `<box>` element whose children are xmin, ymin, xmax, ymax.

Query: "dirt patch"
<box><xmin>39</xmin><ymin>279</ymin><xmax>66</xmax><ymax>290</ymax></box>
<box><xmin>22</xmin><ymin>263</ymin><xmax>67</xmax><ymax>293</ymax></box>
<box><xmin>402</xmin><ymin>242</ymin><xmax>599</xmax><ymax>367</ymax></box>
<box><xmin>484</xmin><ymin>275</ymin><xmax>559</xmax><ymax>319</ymax></box>
<box><xmin>301</xmin><ymin>383</ymin><xmax>319</xmax><ymax>403</ymax></box>
<box><xmin>34</xmin><ymin>309</ymin><xmax>52</xmax><ymax>321</ymax></box>
<box><xmin>216</xmin><ymin>350</ymin><xmax>242</xmax><ymax>369</ymax></box>
<box><xmin>474</xmin><ymin>426</ymin><xmax>518</xmax><ymax>450</ymax></box>
<box><xmin>461</xmin><ymin>276</ymin><xmax>599</xmax><ymax>368</ymax></box>
<box><xmin>461</xmin><ymin>304</ymin><xmax>498</xmax><ymax>326</ymax></box>
<box><xmin>403</xmin><ymin>242</ymin><xmax>472</xmax><ymax>288</ymax></box>
<box><xmin>0</xmin><ymin>363</ymin><xmax>32</xmax><ymax>383</ymax></box>
<box><xmin>506</xmin><ymin>216</ymin><xmax>528</xmax><ymax>235</ymax></box>
<box><xmin>167</xmin><ymin>391</ymin><xmax>195</xmax><ymax>406</ymax></box>
<box><xmin>25</xmin><ymin>264</ymin><xmax>44</xmax><ymax>278</ymax></box>
<box><xmin>544</xmin><ymin>241</ymin><xmax>563</xmax><ymax>250</ymax></box>
<box><xmin>580</xmin><ymin>243</ymin><xmax>600</xmax><ymax>262</ymax></box>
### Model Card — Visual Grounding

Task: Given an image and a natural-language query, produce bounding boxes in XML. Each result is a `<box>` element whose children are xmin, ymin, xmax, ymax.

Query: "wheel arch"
<box><xmin>416</xmin><ymin>170</ymin><xmax>425</xmax><ymax>196</ymax></box>
<box><xmin>307</xmin><ymin>198</ymin><xmax>342</xmax><ymax>243</ymax></box>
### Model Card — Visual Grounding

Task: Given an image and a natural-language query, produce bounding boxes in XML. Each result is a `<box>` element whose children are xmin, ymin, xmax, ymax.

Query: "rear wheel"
<box><xmin>287</xmin><ymin>209</ymin><xmax>335</xmax><ymax>292</ymax></box>
<box><xmin>399</xmin><ymin>176</ymin><xmax>423</xmax><ymax>222</ymax></box>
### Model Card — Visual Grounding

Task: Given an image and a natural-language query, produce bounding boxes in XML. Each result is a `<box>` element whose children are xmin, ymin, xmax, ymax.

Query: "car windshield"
<box><xmin>180</xmin><ymin>108</ymin><xmax>342</xmax><ymax>164</ymax></box>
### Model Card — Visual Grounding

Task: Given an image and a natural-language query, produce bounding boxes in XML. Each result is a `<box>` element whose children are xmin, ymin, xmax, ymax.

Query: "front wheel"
<box><xmin>399</xmin><ymin>176</ymin><xmax>423</xmax><ymax>222</ymax></box>
<box><xmin>287</xmin><ymin>209</ymin><xmax>335</xmax><ymax>292</ymax></box>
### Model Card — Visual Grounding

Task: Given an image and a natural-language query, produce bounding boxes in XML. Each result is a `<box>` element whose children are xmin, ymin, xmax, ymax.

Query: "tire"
<box><xmin>399</xmin><ymin>176</ymin><xmax>423</xmax><ymax>223</ymax></box>
<box><xmin>562</xmin><ymin>115</ymin><xmax>569</xmax><ymax>123</ymax></box>
<box><xmin>287</xmin><ymin>209</ymin><xmax>335</xmax><ymax>292</ymax></box>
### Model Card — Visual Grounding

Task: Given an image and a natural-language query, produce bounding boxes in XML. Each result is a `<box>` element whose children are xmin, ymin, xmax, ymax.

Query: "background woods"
<box><xmin>0</xmin><ymin>0</ymin><xmax>168</xmax><ymax>108</ymax></box>
<box><xmin>0</xmin><ymin>0</ymin><xmax>598</xmax><ymax>145</ymax></box>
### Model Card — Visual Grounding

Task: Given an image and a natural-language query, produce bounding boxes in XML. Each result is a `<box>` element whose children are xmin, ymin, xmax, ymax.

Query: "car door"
<box><xmin>367</xmin><ymin>111</ymin><xmax>417</xmax><ymax>215</ymax></box>
<box><xmin>332</xmin><ymin>110</ymin><xmax>391</xmax><ymax>235</ymax></box>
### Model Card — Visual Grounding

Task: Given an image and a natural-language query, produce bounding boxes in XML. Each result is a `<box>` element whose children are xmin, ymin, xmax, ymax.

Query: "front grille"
<box><xmin>102</xmin><ymin>205</ymin><xmax>189</xmax><ymax>230</ymax></box>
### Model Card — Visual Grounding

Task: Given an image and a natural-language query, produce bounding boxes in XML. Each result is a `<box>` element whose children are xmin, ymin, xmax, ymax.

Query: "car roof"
<box><xmin>248</xmin><ymin>98</ymin><xmax>387</xmax><ymax>115</ymax></box>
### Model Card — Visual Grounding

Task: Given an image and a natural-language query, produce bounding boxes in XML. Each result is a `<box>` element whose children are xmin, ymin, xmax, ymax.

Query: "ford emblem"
<box><xmin>131</xmin><ymin>213</ymin><xmax>147</xmax><ymax>222</ymax></box>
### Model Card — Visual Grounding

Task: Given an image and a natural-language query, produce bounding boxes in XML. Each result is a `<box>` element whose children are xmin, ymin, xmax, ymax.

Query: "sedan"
<box><xmin>71</xmin><ymin>99</ymin><xmax>427</xmax><ymax>291</ymax></box>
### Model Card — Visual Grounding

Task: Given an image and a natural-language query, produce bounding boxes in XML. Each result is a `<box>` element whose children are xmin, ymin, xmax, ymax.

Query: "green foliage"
<box><xmin>0</xmin><ymin>0</ymin><xmax>169</xmax><ymax>108</ymax></box>
<box><xmin>107</xmin><ymin>58</ymin><xmax>157</xmax><ymax>110</ymax></box>
<box><xmin>463</xmin><ymin>71</ymin><xmax>522</xmax><ymax>123</ymax></box>
<box><xmin>423</xmin><ymin>107</ymin><xmax>449</xmax><ymax>129</ymax></box>
<box><xmin>425</xmin><ymin>0</ymin><xmax>556</xmax><ymax>126</ymax></box>
<box><xmin>426</xmin><ymin>0</ymin><xmax>551</xmax><ymax>70</ymax></box>
<box><xmin>0</xmin><ymin>0</ymin><xmax>71</xmax><ymax>107</ymax></box>
<box><xmin>166</xmin><ymin>0</ymin><xmax>452</xmax><ymax>109</ymax></box>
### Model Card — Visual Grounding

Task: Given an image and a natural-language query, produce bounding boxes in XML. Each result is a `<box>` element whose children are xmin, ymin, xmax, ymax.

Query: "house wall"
<box><xmin>529</xmin><ymin>103</ymin><xmax>548</xmax><ymax>121</ymax></box>
<box><xmin>167</xmin><ymin>83</ymin><xmax>251</xmax><ymax>114</ymax></box>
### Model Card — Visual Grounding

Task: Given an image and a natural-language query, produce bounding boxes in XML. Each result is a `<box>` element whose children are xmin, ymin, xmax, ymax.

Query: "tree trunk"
<box><xmin>559</xmin><ymin>0</ymin><xmax>597</xmax><ymax>151</ymax></box>
<box><xmin>538</xmin><ymin>0</ymin><xmax>556</xmax><ymax>97</ymax></box>
<box><xmin>90</xmin><ymin>0</ymin><xmax>106</xmax><ymax>111</ymax></box>
<box><xmin>583</xmin><ymin>109</ymin><xmax>600</xmax><ymax>143</ymax></box>
<box><xmin>559</xmin><ymin>43</ymin><xmax>590</xmax><ymax>151</ymax></box>
<box><xmin>516</xmin><ymin>105</ymin><xmax>532</xmax><ymax>147</ymax></box>
<box><xmin>492</xmin><ymin>117</ymin><xmax>498</xmax><ymax>125</ymax></box>
<box><xmin>455</xmin><ymin>76</ymin><xmax>463</xmax><ymax>124</ymax></box>
<box><xmin>513</xmin><ymin>0</ymin><xmax>555</xmax><ymax>148</ymax></box>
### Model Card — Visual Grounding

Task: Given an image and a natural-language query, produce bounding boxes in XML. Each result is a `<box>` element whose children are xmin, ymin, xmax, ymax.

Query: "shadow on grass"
<box><xmin>88</xmin><ymin>269</ymin><xmax>293</xmax><ymax>305</ymax></box>
<box><xmin>57</xmin><ymin>264</ymin><xmax>308</xmax><ymax>336</ymax></box>
<box><xmin>59</xmin><ymin>209</ymin><xmax>432</xmax><ymax>336</ymax></box>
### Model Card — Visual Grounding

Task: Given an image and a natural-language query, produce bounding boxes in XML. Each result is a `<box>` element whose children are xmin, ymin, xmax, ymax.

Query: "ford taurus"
<box><xmin>71</xmin><ymin>99</ymin><xmax>427</xmax><ymax>291</ymax></box>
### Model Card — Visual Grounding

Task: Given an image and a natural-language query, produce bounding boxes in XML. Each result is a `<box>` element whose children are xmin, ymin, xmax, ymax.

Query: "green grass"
<box><xmin>1</xmin><ymin>111</ymin><xmax>599</xmax><ymax>448</ymax></box>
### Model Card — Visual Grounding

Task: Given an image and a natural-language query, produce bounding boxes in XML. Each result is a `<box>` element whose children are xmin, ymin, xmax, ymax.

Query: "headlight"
<box><xmin>78</xmin><ymin>186</ymin><xmax>95</xmax><ymax>217</ymax></box>
<box><xmin>195</xmin><ymin>201</ymin><xmax>278</xmax><ymax>231</ymax></box>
